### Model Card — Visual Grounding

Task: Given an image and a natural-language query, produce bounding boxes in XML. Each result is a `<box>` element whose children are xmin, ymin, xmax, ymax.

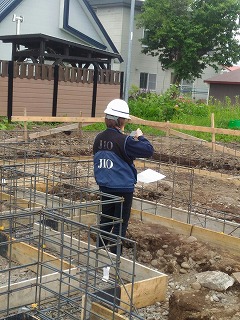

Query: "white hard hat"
<box><xmin>104</xmin><ymin>99</ymin><xmax>131</xmax><ymax>119</ymax></box>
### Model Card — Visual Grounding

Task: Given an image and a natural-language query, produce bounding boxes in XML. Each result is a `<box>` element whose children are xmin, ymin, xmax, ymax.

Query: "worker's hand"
<box><xmin>135</xmin><ymin>128</ymin><xmax>143</xmax><ymax>138</ymax></box>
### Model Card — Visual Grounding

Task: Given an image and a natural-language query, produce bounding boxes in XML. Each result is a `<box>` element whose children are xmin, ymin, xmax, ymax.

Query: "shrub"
<box><xmin>128</xmin><ymin>90</ymin><xmax>240</xmax><ymax>143</ymax></box>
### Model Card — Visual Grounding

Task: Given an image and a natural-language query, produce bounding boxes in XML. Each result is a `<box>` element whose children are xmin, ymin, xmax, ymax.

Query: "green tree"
<box><xmin>137</xmin><ymin>0</ymin><xmax>240</xmax><ymax>83</ymax></box>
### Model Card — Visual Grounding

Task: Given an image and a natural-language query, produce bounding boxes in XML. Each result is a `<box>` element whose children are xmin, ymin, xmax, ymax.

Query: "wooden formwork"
<box><xmin>0</xmin><ymin>175</ymin><xmax>167</xmax><ymax>319</ymax></box>
<box><xmin>0</xmin><ymin>222</ymin><xmax>167</xmax><ymax>319</ymax></box>
<box><xmin>131</xmin><ymin>209</ymin><xmax>240</xmax><ymax>257</ymax></box>
<box><xmin>0</xmin><ymin>148</ymin><xmax>239</xmax><ymax>318</ymax></box>
<box><xmin>1</xmin><ymin>203</ymin><xmax>239</xmax><ymax>318</ymax></box>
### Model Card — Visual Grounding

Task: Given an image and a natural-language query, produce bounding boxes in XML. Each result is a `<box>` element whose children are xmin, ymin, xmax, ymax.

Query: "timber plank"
<box><xmin>130</xmin><ymin>115</ymin><xmax>240</xmax><ymax>137</ymax></box>
<box><xmin>10</xmin><ymin>115</ymin><xmax>240</xmax><ymax>138</ymax></box>
<box><xmin>120</xmin><ymin>275</ymin><xmax>167</xmax><ymax>311</ymax></box>
<box><xmin>7</xmin><ymin>118</ymin><xmax>104</xmax><ymax>142</ymax></box>
<box><xmin>192</xmin><ymin>226</ymin><xmax>240</xmax><ymax>258</ymax></box>
<box><xmin>0</xmin><ymin>192</ymin><xmax>41</xmax><ymax>209</ymax></box>
<box><xmin>90</xmin><ymin>302</ymin><xmax>127</xmax><ymax>320</ymax></box>
<box><xmin>8</xmin><ymin>240</ymin><xmax>71</xmax><ymax>274</ymax></box>
<box><xmin>0</xmin><ymin>268</ymin><xmax>79</xmax><ymax>311</ymax></box>
<box><xmin>11</xmin><ymin>116</ymin><xmax>104</xmax><ymax>123</ymax></box>
<box><xmin>131</xmin><ymin>209</ymin><xmax>240</xmax><ymax>256</ymax></box>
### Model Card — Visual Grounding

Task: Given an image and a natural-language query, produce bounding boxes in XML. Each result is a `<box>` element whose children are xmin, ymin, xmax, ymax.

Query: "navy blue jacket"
<box><xmin>93</xmin><ymin>128</ymin><xmax>154</xmax><ymax>192</ymax></box>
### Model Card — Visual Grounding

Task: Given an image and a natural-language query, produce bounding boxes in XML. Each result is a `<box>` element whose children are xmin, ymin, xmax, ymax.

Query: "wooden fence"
<box><xmin>0</xmin><ymin>61</ymin><xmax>122</xmax><ymax>83</ymax></box>
<box><xmin>11</xmin><ymin>114</ymin><xmax>240</xmax><ymax>157</ymax></box>
<box><xmin>0</xmin><ymin>60</ymin><xmax>123</xmax><ymax>119</ymax></box>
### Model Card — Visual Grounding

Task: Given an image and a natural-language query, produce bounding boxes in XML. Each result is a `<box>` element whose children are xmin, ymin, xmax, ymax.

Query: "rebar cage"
<box><xmin>0</xmin><ymin>208</ymin><xmax>143</xmax><ymax>319</ymax></box>
<box><xmin>0</xmin><ymin>142</ymin><xmax>166</xmax><ymax>320</ymax></box>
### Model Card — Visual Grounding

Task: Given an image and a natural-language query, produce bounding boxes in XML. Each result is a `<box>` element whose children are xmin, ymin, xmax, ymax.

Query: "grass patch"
<box><xmin>128</xmin><ymin>87</ymin><xmax>240</xmax><ymax>143</ymax></box>
<box><xmin>3</xmin><ymin>86</ymin><xmax>240</xmax><ymax>144</ymax></box>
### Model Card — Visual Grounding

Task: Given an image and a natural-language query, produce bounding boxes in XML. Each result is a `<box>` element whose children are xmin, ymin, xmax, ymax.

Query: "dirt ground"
<box><xmin>124</xmin><ymin>218</ymin><xmax>240</xmax><ymax>319</ymax></box>
<box><xmin>1</xmin><ymin>127</ymin><xmax>240</xmax><ymax>319</ymax></box>
<box><xmin>35</xmin><ymin>129</ymin><xmax>240</xmax><ymax>319</ymax></box>
<box><xmin>43</xmin><ymin>130</ymin><xmax>240</xmax><ymax>219</ymax></box>
<box><xmin>71</xmin><ymin>130</ymin><xmax>240</xmax><ymax>319</ymax></box>
<box><xmin>127</xmin><ymin>134</ymin><xmax>239</xmax><ymax>319</ymax></box>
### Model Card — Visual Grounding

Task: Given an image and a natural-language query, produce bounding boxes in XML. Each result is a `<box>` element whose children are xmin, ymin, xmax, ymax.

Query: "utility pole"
<box><xmin>124</xmin><ymin>0</ymin><xmax>135</xmax><ymax>102</ymax></box>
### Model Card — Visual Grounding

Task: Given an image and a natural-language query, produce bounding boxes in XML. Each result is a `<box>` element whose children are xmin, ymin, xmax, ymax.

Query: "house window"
<box><xmin>140</xmin><ymin>73</ymin><xmax>156</xmax><ymax>91</ymax></box>
<box><xmin>142</xmin><ymin>28</ymin><xmax>150</xmax><ymax>48</ymax></box>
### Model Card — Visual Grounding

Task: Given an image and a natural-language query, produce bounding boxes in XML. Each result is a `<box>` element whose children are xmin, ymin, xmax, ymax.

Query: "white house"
<box><xmin>0</xmin><ymin>0</ymin><xmax>220</xmax><ymax>100</ymax></box>
<box><xmin>0</xmin><ymin>0</ymin><xmax>121</xmax><ymax>62</ymax></box>
<box><xmin>89</xmin><ymin>0</ymin><xmax>220</xmax><ymax>100</ymax></box>
<box><xmin>0</xmin><ymin>0</ymin><xmax>125</xmax><ymax>119</ymax></box>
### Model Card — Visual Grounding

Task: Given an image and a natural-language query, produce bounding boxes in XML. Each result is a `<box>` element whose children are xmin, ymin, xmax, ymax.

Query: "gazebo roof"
<box><xmin>0</xmin><ymin>33</ymin><xmax>122</xmax><ymax>68</ymax></box>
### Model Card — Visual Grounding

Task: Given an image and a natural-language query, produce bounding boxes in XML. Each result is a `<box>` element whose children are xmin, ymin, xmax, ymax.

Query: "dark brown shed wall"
<box><xmin>209</xmin><ymin>84</ymin><xmax>240</xmax><ymax>103</ymax></box>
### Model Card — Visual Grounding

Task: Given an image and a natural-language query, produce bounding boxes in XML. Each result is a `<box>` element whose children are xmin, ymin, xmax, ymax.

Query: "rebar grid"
<box><xmin>149</xmin><ymin>135</ymin><xmax>240</xmax><ymax>176</ymax></box>
<box><xmin>0</xmin><ymin>129</ymin><xmax>240</xmax><ymax>174</ymax></box>
<box><xmin>0</xmin><ymin>130</ymin><xmax>94</xmax><ymax>161</ymax></box>
<box><xmin>0</xmin><ymin>143</ymin><xmax>239</xmax><ymax>237</ymax></box>
<box><xmin>0</xmin><ymin>209</ymin><xmax>143</xmax><ymax>320</ymax></box>
<box><xmin>0</xmin><ymin>153</ymin><xmax>154</xmax><ymax>319</ymax></box>
<box><xmin>133</xmin><ymin>160</ymin><xmax>240</xmax><ymax>237</ymax></box>
<box><xmin>135</xmin><ymin>159</ymin><xmax>194</xmax><ymax>212</ymax></box>
<box><xmin>0</xmin><ymin>158</ymin><xmax>97</xmax><ymax>213</ymax></box>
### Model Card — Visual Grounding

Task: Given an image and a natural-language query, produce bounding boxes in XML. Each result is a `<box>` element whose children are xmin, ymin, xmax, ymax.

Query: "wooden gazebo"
<box><xmin>0</xmin><ymin>33</ymin><xmax>123</xmax><ymax>120</ymax></box>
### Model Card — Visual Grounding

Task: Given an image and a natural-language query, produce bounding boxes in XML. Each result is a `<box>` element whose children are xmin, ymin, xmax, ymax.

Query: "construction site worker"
<box><xmin>93</xmin><ymin>99</ymin><xmax>154</xmax><ymax>254</ymax></box>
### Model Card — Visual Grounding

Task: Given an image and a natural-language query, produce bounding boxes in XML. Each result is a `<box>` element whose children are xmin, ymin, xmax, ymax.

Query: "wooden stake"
<box><xmin>166</xmin><ymin>120</ymin><xmax>170</xmax><ymax>148</ymax></box>
<box><xmin>24</xmin><ymin>108</ymin><xmax>28</xmax><ymax>142</ymax></box>
<box><xmin>211</xmin><ymin>113</ymin><xmax>215</xmax><ymax>152</ymax></box>
<box><xmin>77</xmin><ymin>111</ymin><xmax>83</xmax><ymax>137</ymax></box>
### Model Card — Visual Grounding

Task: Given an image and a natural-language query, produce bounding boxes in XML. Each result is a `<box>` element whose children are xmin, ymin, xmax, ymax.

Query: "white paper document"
<box><xmin>137</xmin><ymin>169</ymin><xmax>166</xmax><ymax>183</ymax></box>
